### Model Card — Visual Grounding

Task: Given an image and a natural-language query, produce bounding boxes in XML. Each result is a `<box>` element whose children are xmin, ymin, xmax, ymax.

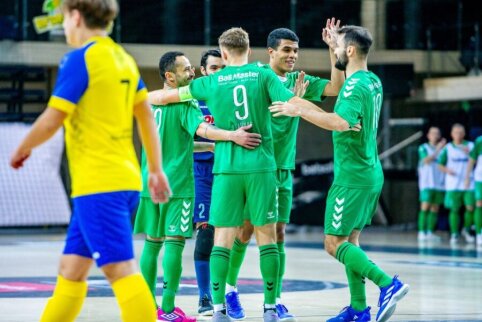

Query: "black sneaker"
<box><xmin>198</xmin><ymin>294</ymin><xmax>214</xmax><ymax>316</ymax></box>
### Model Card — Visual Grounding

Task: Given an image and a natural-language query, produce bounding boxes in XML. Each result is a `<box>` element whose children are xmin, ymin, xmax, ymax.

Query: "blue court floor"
<box><xmin>0</xmin><ymin>228</ymin><xmax>481</xmax><ymax>321</ymax></box>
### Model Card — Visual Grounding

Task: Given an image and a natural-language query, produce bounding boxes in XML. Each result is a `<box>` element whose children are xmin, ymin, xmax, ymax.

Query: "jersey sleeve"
<box><xmin>188</xmin><ymin>76</ymin><xmax>210</xmax><ymax>101</ymax></box>
<box><xmin>334</xmin><ymin>89</ymin><xmax>364</xmax><ymax>127</ymax></box>
<box><xmin>418</xmin><ymin>145</ymin><xmax>428</xmax><ymax>162</ymax></box>
<box><xmin>264</xmin><ymin>69</ymin><xmax>295</xmax><ymax>103</ymax></box>
<box><xmin>134</xmin><ymin>78</ymin><xmax>148</xmax><ymax>105</ymax></box>
<box><xmin>438</xmin><ymin>147</ymin><xmax>448</xmax><ymax>165</ymax></box>
<box><xmin>182</xmin><ymin>101</ymin><xmax>204</xmax><ymax>137</ymax></box>
<box><xmin>48</xmin><ymin>48</ymin><xmax>89</xmax><ymax>114</ymax></box>
<box><xmin>470</xmin><ymin>137</ymin><xmax>482</xmax><ymax>160</ymax></box>
<box><xmin>303</xmin><ymin>74</ymin><xmax>329</xmax><ymax>102</ymax></box>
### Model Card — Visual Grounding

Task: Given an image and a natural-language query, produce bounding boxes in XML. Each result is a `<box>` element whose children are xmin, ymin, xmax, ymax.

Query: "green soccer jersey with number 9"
<box><xmin>332</xmin><ymin>70</ymin><xmax>384</xmax><ymax>188</ymax></box>
<box><xmin>188</xmin><ymin>63</ymin><xmax>295</xmax><ymax>174</ymax></box>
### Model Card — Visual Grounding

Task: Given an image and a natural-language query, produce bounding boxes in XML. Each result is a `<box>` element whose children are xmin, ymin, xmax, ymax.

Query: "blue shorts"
<box><xmin>63</xmin><ymin>191</ymin><xmax>140</xmax><ymax>267</ymax></box>
<box><xmin>194</xmin><ymin>161</ymin><xmax>214</xmax><ymax>223</ymax></box>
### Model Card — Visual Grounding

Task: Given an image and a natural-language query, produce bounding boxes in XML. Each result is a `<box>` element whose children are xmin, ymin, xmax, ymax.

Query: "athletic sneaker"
<box><xmin>157</xmin><ymin>307</ymin><xmax>197</xmax><ymax>322</ymax></box>
<box><xmin>450</xmin><ymin>234</ymin><xmax>459</xmax><ymax>245</ymax></box>
<box><xmin>326</xmin><ymin>306</ymin><xmax>371</xmax><ymax>322</ymax></box>
<box><xmin>263</xmin><ymin>308</ymin><xmax>280</xmax><ymax>322</ymax></box>
<box><xmin>462</xmin><ymin>229</ymin><xmax>475</xmax><ymax>243</ymax></box>
<box><xmin>477</xmin><ymin>234</ymin><xmax>482</xmax><ymax>246</ymax></box>
<box><xmin>425</xmin><ymin>232</ymin><xmax>441</xmax><ymax>242</ymax></box>
<box><xmin>212</xmin><ymin>310</ymin><xmax>232</xmax><ymax>322</ymax></box>
<box><xmin>198</xmin><ymin>295</ymin><xmax>214</xmax><ymax>316</ymax></box>
<box><xmin>376</xmin><ymin>276</ymin><xmax>410</xmax><ymax>322</ymax></box>
<box><xmin>275</xmin><ymin>304</ymin><xmax>296</xmax><ymax>322</ymax></box>
<box><xmin>417</xmin><ymin>231</ymin><xmax>426</xmax><ymax>242</ymax></box>
<box><xmin>226</xmin><ymin>290</ymin><xmax>245</xmax><ymax>320</ymax></box>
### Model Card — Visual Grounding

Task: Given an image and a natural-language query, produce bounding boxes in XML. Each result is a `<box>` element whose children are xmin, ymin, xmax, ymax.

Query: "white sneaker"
<box><xmin>450</xmin><ymin>234</ymin><xmax>459</xmax><ymax>245</ymax></box>
<box><xmin>426</xmin><ymin>232</ymin><xmax>441</xmax><ymax>242</ymax></box>
<box><xmin>417</xmin><ymin>231</ymin><xmax>426</xmax><ymax>242</ymax></box>
<box><xmin>462</xmin><ymin>229</ymin><xmax>475</xmax><ymax>243</ymax></box>
<box><xmin>476</xmin><ymin>234</ymin><xmax>482</xmax><ymax>246</ymax></box>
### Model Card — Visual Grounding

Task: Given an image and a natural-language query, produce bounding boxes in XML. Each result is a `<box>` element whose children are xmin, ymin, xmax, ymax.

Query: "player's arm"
<box><xmin>321</xmin><ymin>17</ymin><xmax>345</xmax><ymax>97</ymax></box>
<box><xmin>194</xmin><ymin>142</ymin><xmax>215</xmax><ymax>153</ymax></box>
<box><xmin>148</xmin><ymin>88</ymin><xmax>181</xmax><ymax>105</ymax></box>
<box><xmin>196</xmin><ymin>123</ymin><xmax>261</xmax><ymax>150</ymax></box>
<box><xmin>437</xmin><ymin>148</ymin><xmax>455</xmax><ymax>175</ymax></box>
<box><xmin>422</xmin><ymin>138</ymin><xmax>447</xmax><ymax>164</ymax></box>
<box><xmin>464</xmin><ymin>158</ymin><xmax>476</xmax><ymax>189</ymax></box>
<box><xmin>149</xmin><ymin>80</ymin><xmax>206</xmax><ymax>106</ymax></box>
<box><xmin>134</xmin><ymin>99</ymin><xmax>171</xmax><ymax>203</ymax></box>
<box><xmin>10</xmin><ymin>107</ymin><xmax>67</xmax><ymax>169</ymax></box>
<box><xmin>270</xmin><ymin>96</ymin><xmax>359</xmax><ymax>132</ymax></box>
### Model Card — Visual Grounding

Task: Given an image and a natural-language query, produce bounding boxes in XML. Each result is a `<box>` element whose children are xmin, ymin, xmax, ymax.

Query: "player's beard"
<box><xmin>335</xmin><ymin>50</ymin><xmax>349</xmax><ymax>71</ymax></box>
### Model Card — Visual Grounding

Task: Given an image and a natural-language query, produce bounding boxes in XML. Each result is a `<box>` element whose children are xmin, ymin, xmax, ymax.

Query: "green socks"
<box><xmin>276</xmin><ymin>242</ymin><xmax>285</xmax><ymax>298</ymax></box>
<box><xmin>464</xmin><ymin>209</ymin><xmax>474</xmax><ymax>230</ymax></box>
<box><xmin>210</xmin><ymin>246</ymin><xmax>230</xmax><ymax>305</ymax></box>
<box><xmin>259</xmin><ymin>244</ymin><xmax>279</xmax><ymax>305</ymax></box>
<box><xmin>336</xmin><ymin>242</ymin><xmax>392</xmax><ymax>288</ymax></box>
<box><xmin>449</xmin><ymin>210</ymin><xmax>459</xmax><ymax>234</ymax></box>
<box><xmin>428</xmin><ymin>211</ymin><xmax>438</xmax><ymax>232</ymax></box>
<box><xmin>226</xmin><ymin>238</ymin><xmax>249</xmax><ymax>286</ymax></box>
<box><xmin>475</xmin><ymin>207</ymin><xmax>482</xmax><ymax>234</ymax></box>
<box><xmin>140</xmin><ymin>239</ymin><xmax>163</xmax><ymax>305</ymax></box>
<box><xmin>346</xmin><ymin>266</ymin><xmax>367</xmax><ymax>311</ymax></box>
<box><xmin>418</xmin><ymin>210</ymin><xmax>428</xmax><ymax>232</ymax></box>
<box><xmin>161</xmin><ymin>239</ymin><xmax>185</xmax><ymax>313</ymax></box>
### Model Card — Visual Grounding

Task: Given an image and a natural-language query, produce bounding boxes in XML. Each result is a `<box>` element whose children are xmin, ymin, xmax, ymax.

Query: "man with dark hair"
<box><xmin>10</xmin><ymin>0</ymin><xmax>171</xmax><ymax>321</ymax></box>
<box><xmin>149</xmin><ymin>27</ymin><xmax>357</xmax><ymax>322</ymax></box>
<box><xmin>270</xmin><ymin>25</ymin><xmax>409</xmax><ymax>322</ymax></box>
<box><xmin>135</xmin><ymin>51</ymin><xmax>261</xmax><ymax>322</ymax></box>
<box><xmin>224</xmin><ymin>20</ymin><xmax>345</xmax><ymax>322</ymax></box>
<box><xmin>192</xmin><ymin>48</ymin><xmax>224</xmax><ymax>317</ymax></box>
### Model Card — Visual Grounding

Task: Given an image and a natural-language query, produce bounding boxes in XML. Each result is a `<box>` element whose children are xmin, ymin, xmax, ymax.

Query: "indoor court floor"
<box><xmin>0</xmin><ymin>228</ymin><xmax>481</xmax><ymax>322</ymax></box>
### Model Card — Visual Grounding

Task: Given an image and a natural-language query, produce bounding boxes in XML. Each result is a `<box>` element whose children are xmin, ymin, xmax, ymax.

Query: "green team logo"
<box><xmin>33</xmin><ymin>0</ymin><xmax>63</xmax><ymax>34</ymax></box>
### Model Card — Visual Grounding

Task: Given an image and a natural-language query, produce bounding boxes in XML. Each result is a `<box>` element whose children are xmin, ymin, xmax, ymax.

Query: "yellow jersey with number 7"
<box><xmin>48</xmin><ymin>36</ymin><xmax>147</xmax><ymax>197</ymax></box>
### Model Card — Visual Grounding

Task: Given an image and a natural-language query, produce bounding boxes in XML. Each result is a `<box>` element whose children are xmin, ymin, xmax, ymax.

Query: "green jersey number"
<box><xmin>233</xmin><ymin>85</ymin><xmax>249</xmax><ymax>120</ymax></box>
<box><xmin>153</xmin><ymin>108</ymin><xmax>162</xmax><ymax>131</ymax></box>
<box><xmin>372</xmin><ymin>93</ymin><xmax>382</xmax><ymax>132</ymax></box>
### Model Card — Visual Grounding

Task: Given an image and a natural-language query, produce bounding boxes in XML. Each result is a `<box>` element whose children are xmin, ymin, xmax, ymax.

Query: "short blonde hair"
<box><xmin>218</xmin><ymin>27</ymin><xmax>250</xmax><ymax>55</ymax></box>
<box><xmin>62</xmin><ymin>0</ymin><xmax>118</xmax><ymax>29</ymax></box>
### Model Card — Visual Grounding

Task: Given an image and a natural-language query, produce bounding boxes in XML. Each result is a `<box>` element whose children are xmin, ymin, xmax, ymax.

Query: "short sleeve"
<box><xmin>303</xmin><ymin>74</ymin><xmax>329</xmax><ymax>102</ymax></box>
<box><xmin>335</xmin><ymin>91</ymin><xmax>364</xmax><ymax>127</ymax></box>
<box><xmin>48</xmin><ymin>46</ymin><xmax>90</xmax><ymax>114</ymax></box>
<box><xmin>438</xmin><ymin>147</ymin><xmax>448</xmax><ymax>165</ymax></box>
<box><xmin>182</xmin><ymin>101</ymin><xmax>204</xmax><ymax>137</ymax></box>
<box><xmin>470</xmin><ymin>138</ymin><xmax>482</xmax><ymax>160</ymax></box>
<box><xmin>264</xmin><ymin>69</ymin><xmax>295</xmax><ymax>103</ymax></box>
<box><xmin>189</xmin><ymin>76</ymin><xmax>210</xmax><ymax>101</ymax></box>
<box><xmin>418</xmin><ymin>145</ymin><xmax>428</xmax><ymax>161</ymax></box>
<box><xmin>134</xmin><ymin>78</ymin><xmax>148</xmax><ymax>105</ymax></box>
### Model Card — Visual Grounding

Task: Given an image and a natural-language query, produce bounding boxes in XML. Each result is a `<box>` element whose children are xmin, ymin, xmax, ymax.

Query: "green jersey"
<box><xmin>140</xmin><ymin>101</ymin><xmax>203</xmax><ymax>198</ymax></box>
<box><xmin>188</xmin><ymin>63</ymin><xmax>295</xmax><ymax>174</ymax></box>
<box><xmin>260</xmin><ymin>64</ymin><xmax>329</xmax><ymax>169</ymax></box>
<box><xmin>471</xmin><ymin>136</ymin><xmax>482</xmax><ymax>182</ymax></box>
<box><xmin>332</xmin><ymin>70</ymin><xmax>383</xmax><ymax>188</ymax></box>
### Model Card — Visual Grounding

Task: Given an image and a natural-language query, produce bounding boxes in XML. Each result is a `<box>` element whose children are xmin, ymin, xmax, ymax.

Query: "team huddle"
<box><xmin>417</xmin><ymin>125</ymin><xmax>482</xmax><ymax>246</ymax></box>
<box><xmin>8</xmin><ymin>0</ymin><xmax>415</xmax><ymax>322</ymax></box>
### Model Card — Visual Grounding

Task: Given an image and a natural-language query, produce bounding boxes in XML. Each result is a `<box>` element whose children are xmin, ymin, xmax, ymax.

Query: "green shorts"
<box><xmin>133</xmin><ymin>197</ymin><xmax>194</xmax><ymax>238</ymax></box>
<box><xmin>476</xmin><ymin>182</ymin><xmax>482</xmax><ymax>201</ymax></box>
<box><xmin>276</xmin><ymin>169</ymin><xmax>293</xmax><ymax>223</ymax></box>
<box><xmin>324</xmin><ymin>184</ymin><xmax>382</xmax><ymax>236</ymax></box>
<box><xmin>210</xmin><ymin>172</ymin><xmax>277</xmax><ymax>227</ymax></box>
<box><xmin>419</xmin><ymin>189</ymin><xmax>444</xmax><ymax>204</ymax></box>
<box><xmin>444</xmin><ymin>190</ymin><xmax>475</xmax><ymax>209</ymax></box>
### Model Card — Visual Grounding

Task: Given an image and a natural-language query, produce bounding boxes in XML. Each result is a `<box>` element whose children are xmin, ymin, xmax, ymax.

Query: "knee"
<box><xmin>276</xmin><ymin>223</ymin><xmax>285</xmax><ymax>242</ymax></box>
<box><xmin>195</xmin><ymin>224</ymin><xmax>214</xmax><ymax>261</ymax></box>
<box><xmin>324</xmin><ymin>237</ymin><xmax>339</xmax><ymax>257</ymax></box>
<box><xmin>238</xmin><ymin>223</ymin><xmax>254</xmax><ymax>243</ymax></box>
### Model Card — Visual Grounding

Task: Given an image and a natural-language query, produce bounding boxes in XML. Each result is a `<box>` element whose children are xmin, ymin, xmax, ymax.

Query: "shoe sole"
<box><xmin>227</xmin><ymin>314</ymin><xmax>246</xmax><ymax>321</ymax></box>
<box><xmin>279</xmin><ymin>317</ymin><xmax>297</xmax><ymax>322</ymax></box>
<box><xmin>376</xmin><ymin>284</ymin><xmax>410</xmax><ymax>322</ymax></box>
<box><xmin>198</xmin><ymin>310</ymin><xmax>214</xmax><ymax>316</ymax></box>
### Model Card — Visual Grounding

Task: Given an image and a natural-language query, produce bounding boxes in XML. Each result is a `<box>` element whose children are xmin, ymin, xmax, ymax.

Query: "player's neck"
<box><xmin>269</xmin><ymin>62</ymin><xmax>286</xmax><ymax>77</ymax></box>
<box><xmin>345</xmin><ymin>60</ymin><xmax>368</xmax><ymax>79</ymax></box>
<box><xmin>225</xmin><ymin>55</ymin><xmax>248</xmax><ymax>66</ymax></box>
<box><xmin>77</xmin><ymin>28</ymin><xmax>108</xmax><ymax>45</ymax></box>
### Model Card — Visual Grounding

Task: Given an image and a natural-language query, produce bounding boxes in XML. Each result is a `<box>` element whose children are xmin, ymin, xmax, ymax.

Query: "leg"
<box><xmin>140</xmin><ymin>235</ymin><xmax>164</xmax><ymax>305</ymax></box>
<box><xmin>226</xmin><ymin>220</ymin><xmax>253</xmax><ymax>288</ymax></box>
<box><xmin>254</xmin><ymin>223</ymin><xmax>279</xmax><ymax>308</ymax></box>
<box><xmin>161</xmin><ymin>236</ymin><xmax>186</xmax><ymax>313</ymax></box>
<box><xmin>40</xmin><ymin>255</ymin><xmax>92</xmax><ymax>322</ymax></box>
<box><xmin>194</xmin><ymin>222</ymin><xmax>215</xmax><ymax>315</ymax></box>
<box><xmin>476</xmin><ymin>200</ymin><xmax>482</xmax><ymax>245</ymax></box>
<box><xmin>346</xmin><ymin>230</ymin><xmax>367</xmax><ymax>312</ymax></box>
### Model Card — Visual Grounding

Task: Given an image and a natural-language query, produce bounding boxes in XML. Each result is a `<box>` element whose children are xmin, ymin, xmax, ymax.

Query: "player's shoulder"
<box><xmin>475</xmin><ymin>136</ymin><xmax>482</xmax><ymax>144</ymax></box>
<box><xmin>59</xmin><ymin>43</ymin><xmax>93</xmax><ymax>69</ymax></box>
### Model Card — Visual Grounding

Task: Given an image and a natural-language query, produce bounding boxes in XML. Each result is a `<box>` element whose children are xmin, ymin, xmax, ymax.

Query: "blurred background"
<box><xmin>1</xmin><ymin>0</ymin><xmax>481</xmax><ymax>230</ymax></box>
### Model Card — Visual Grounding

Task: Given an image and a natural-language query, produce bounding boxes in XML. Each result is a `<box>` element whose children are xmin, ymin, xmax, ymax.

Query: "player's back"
<box><xmin>332</xmin><ymin>70</ymin><xmax>383</xmax><ymax>188</ymax></box>
<box><xmin>53</xmin><ymin>36</ymin><xmax>145</xmax><ymax>197</ymax></box>
<box><xmin>189</xmin><ymin>63</ymin><xmax>294</xmax><ymax>174</ymax></box>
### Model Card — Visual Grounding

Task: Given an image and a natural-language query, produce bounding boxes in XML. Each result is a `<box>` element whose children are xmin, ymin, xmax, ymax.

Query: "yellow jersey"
<box><xmin>48</xmin><ymin>36</ymin><xmax>147</xmax><ymax>197</ymax></box>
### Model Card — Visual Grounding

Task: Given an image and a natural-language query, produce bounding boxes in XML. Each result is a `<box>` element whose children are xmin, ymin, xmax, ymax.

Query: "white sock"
<box><xmin>276</xmin><ymin>298</ymin><xmax>282</xmax><ymax>305</ymax></box>
<box><xmin>213</xmin><ymin>304</ymin><xmax>225</xmax><ymax>312</ymax></box>
<box><xmin>225</xmin><ymin>284</ymin><xmax>236</xmax><ymax>294</ymax></box>
<box><xmin>264</xmin><ymin>304</ymin><xmax>276</xmax><ymax>310</ymax></box>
